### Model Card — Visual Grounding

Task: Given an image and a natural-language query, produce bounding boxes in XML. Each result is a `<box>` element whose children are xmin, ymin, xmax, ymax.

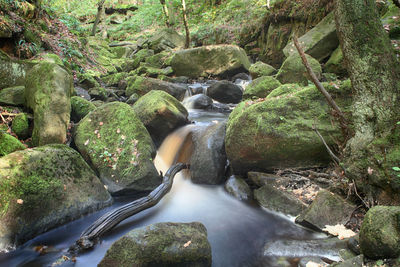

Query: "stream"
<box><xmin>0</xmin><ymin>83</ymin><xmax>332</xmax><ymax>267</ymax></box>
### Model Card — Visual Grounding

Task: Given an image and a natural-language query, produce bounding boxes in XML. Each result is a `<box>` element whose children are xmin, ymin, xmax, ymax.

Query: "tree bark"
<box><xmin>335</xmin><ymin>0</ymin><xmax>400</xmax><ymax>205</ymax></box>
<box><xmin>91</xmin><ymin>0</ymin><xmax>106</xmax><ymax>36</ymax></box>
<box><xmin>181</xmin><ymin>0</ymin><xmax>190</xmax><ymax>48</ymax></box>
<box><xmin>69</xmin><ymin>163</ymin><xmax>189</xmax><ymax>253</ymax></box>
<box><xmin>160</xmin><ymin>0</ymin><xmax>171</xmax><ymax>27</ymax></box>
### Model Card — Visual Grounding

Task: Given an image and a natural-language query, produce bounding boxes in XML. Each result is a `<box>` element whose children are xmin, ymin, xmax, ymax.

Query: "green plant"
<box><xmin>393</xmin><ymin>167</ymin><xmax>400</xmax><ymax>177</ymax></box>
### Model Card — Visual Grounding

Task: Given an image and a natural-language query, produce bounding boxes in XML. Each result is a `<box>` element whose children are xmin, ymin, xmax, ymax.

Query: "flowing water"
<box><xmin>0</xmin><ymin>83</ymin><xmax>337</xmax><ymax>267</ymax></box>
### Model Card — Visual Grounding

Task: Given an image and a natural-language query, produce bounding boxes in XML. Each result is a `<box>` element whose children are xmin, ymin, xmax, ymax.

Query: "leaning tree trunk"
<box><xmin>91</xmin><ymin>0</ymin><xmax>106</xmax><ymax>36</ymax></box>
<box><xmin>335</xmin><ymin>0</ymin><xmax>400</xmax><ymax>205</ymax></box>
<box><xmin>160</xmin><ymin>0</ymin><xmax>171</xmax><ymax>27</ymax></box>
<box><xmin>181</xmin><ymin>0</ymin><xmax>190</xmax><ymax>48</ymax></box>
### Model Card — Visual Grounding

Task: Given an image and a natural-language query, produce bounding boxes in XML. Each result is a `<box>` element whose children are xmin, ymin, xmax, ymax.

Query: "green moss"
<box><xmin>71</xmin><ymin>96</ymin><xmax>96</xmax><ymax>121</ymax></box>
<box><xmin>11</xmin><ymin>113</ymin><xmax>29</xmax><ymax>139</ymax></box>
<box><xmin>74</xmin><ymin>102</ymin><xmax>159</xmax><ymax>194</ymax></box>
<box><xmin>276</xmin><ymin>53</ymin><xmax>322</xmax><ymax>85</ymax></box>
<box><xmin>248</xmin><ymin>61</ymin><xmax>277</xmax><ymax>79</ymax></box>
<box><xmin>126</xmin><ymin>75</ymin><xmax>146</xmax><ymax>97</ymax></box>
<box><xmin>102</xmin><ymin>72</ymin><xmax>128</xmax><ymax>86</ymax></box>
<box><xmin>144</xmin><ymin>51</ymin><xmax>171</xmax><ymax>68</ymax></box>
<box><xmin>0</xmin><ymin>132</ymin><xmax>26</xmax><ymax>157</ymax></box>
<box><xmin>267</xmin><ymin>83</ymin><xmax>302</xmax><ymax>98</ymax></box>
<box><xmin>243</xmin><ymin>76</ymin><xmax>281</xmax><ymax>100</ymax></box>
<box><xmin>0</xmin><ymin>86</ymin><xmax>25</xmax><ymax>106</ymax></box>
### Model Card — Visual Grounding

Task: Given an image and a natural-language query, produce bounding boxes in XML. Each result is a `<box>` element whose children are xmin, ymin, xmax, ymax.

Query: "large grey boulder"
<box><xmin>25</xmin><ymin>62</ymin><xmax>73</xmax><ymax>146</ymax></box>
<box><xmin>133</xmin><ymin>90</ymin><xmax>189</xmax><ymax>147</ymax></box>
<box><xmin>0</xmin><ymin>145</ymin><xmax>112</xmax><ymax>251</ymax></box>
<box><xmin>182</xmin><ymin>94</ymin><xmax>213</xmax><ymax>110</ymax></box>
<box><xmin>74</xmin><ymin>102</ymin><xmax>161</xmax><ymax>196</ymax></box>
<box><xmin>207</xmin><ymin>80</ymin><xmax>243</xmax><ymax>104</ymax></box>
<box><xmin>248</xmin><ymin>61</ymin><xmax>276</xmax><ymax>79</ymax></box>
<box><xmin>295</xmin><ymin>190</ymin><xmax>355</xmax><ymax>231</ymax></box>
<box><xmin>359</xmin><ymin>206</ymin><xmax>400</xmax><ymax>259</ymax></box>
<box><xmin>149</xmin><ymin>28</ymin><xmax>186</xmax><ymax>52</ymax></box>
<box><xmin>171</xmin><ymin>45</ymin><xmax>251</xmax><ymax>78</ymax></box>
<box><xmin>224</xmin><ymin>176</ymin><xmax>252</xmax><ymax>201</ymax></box>
<box><xmin>0</xmin><ymin>51</ymin><xmax>31</xmax><ymax>88</ymax></box>
<box><xmin>99</xmin><ymin>222</ymin><xmax>211</xmax><ymax>267</ymax></box>
<box><xmin>190</xmin><ymin>122</ymin><xmax>227</xmax><ymax>185</ymax></box>
<box><xmin>283</xmin><ymin>12</ymin><xmax>338</xmax><ymax>62</ymax></box>
<box><xmin>225</xmin><ymin>80</ymin><xmax>352</xmax><ymax>174</ymax></box>
<box><xmin>126</xmin><ymin>76</ymin><xmax>187</xmax><ymax>101</ymax></box>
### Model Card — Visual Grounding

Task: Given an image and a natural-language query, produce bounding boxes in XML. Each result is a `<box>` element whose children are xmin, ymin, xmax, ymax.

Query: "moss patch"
<box><xmin>243</xmin><ymin>76</ymin><xmax>281</xmax><ymax>100</ymax></box>
<box><xmin>11</xmin><ymin>113</ymin><xmax>29</xmax><ymax>139</ymax></box>
<box><xmin>0</xmin><ymin>132</ymin><xmax>26</xmax><ymax>156</ymax></box>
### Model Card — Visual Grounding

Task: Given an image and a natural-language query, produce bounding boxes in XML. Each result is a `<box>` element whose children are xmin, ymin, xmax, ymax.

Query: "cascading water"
<box><xmin>0</xmin><ymin>81</ymin><xmax>341</xmax><ymax>267</ymax></box>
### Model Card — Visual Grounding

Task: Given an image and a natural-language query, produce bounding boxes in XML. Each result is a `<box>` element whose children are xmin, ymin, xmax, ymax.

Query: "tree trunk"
<box><xmin>160</xmin><ymin>0</ymin><xmax>171</xmax><ymax>27</ymax></box>
<box><xmin>335</xmin><ymin>0</ymin><xmax>400</xmax><ymax>205</ymax></box>
<box><xmin>91</xmin><ymin>0</ymin><xmax>106</xmax><ymax>36</ymax></box>
<box><xmin>181</xmin><ymin>0</ymin><xmax>190</xmax><ymax>48</ymax></box>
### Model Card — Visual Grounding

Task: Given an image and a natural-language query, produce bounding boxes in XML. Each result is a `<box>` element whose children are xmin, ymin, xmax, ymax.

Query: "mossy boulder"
<box><xmin>99</xmin><ymin>222</ymin><xmax>211</xmax><ymax>267</ymax></box>
<box><xmin>295</xmin><ymin>190</ymin><xmax>355</xmax><ymax>231</ymax></box>
<box><xmin>70</xmin><ymin>96</ymin><xmax>96</xmax><ymax>122</ymax></box>
<box><xmin>224</xmin><ymin>176</ymin><xmax>252</xmax><ymax>201</ymax></box>
<box><xmin>102</xmin><ymin>72</ymin><xmax>128</xmax><ymax>87</ymax></box>
<box><xmin>11</xmin><ymin>113</ymin><xmax>29</xmax><ymax>139</ymax></box>
<box><xmin>129</xmin><ymin>49</ymin><xmax>155</xmax><ymax>70</ymax></box>
<box><xmin>207</xmin><ymin>81</ymin><xmax>243</xmax><ymax>104</ymax></box>
<box><xmin>225</xmin><ymin>80</ymin><xmax>352</xmax><ymax>174</ymax></box>
<box><xmin>266</xmin><ymin>83</ymin><xmax>302</xmax><ymax>98</ymax></box>
<box><xmin>0</xmin><ymin>86</ymin><xmax>25</xmax><ymax>106</ymax></box>
<box><xmin>133</xmin><ymin>90</ymin><xmax>188</xmax><ymax>147</ymax></box>
<box><xmin>359</xmin><ymin>206</ymin><xmax>400</xmax><ymax>259</ymax></box>
<box><xmin>171</xmin><ymin>45</ymin><xmax>251</xmax><ymax>78</ymax></box>
<box><xmin>248</xmin><ymin>61</ymin><xmax>277</xmax><ymax>79</ymax></box>
<box><xmin>0</xmin><ymin>144</ymin><xmax>112</xmax><ymax>251</ymax></box>
<box><xmin>325</xmin><ymin>47</ymin><xmax>347</xmax><ymax>76</ymax></box>
<box><xmin>133</xmin><ymin>63</ymin><xmax>173</xmax><ymax>78</ymax></box>
<box><xmin>126</xmin><ymin>76</ymin><xmax>187</xmax><ymax>101</ymax></box>
<box><xmin>0</xmin><ymin>55</ymin><xmax>30</xmax><ymax>88</ymax></box>
<box><xmin>0</xmin><ymin>132</ymin><xmax>26</xmax><ymax>157</ymax></box>
<box><xmin>276</xmin><ymin>53</ymin><xmax>322</xmax><ymax>85</ymax></box>
<box><xmin>283</xmin><ymin>12</ymin><xmax>338</xmax><ymax>61</ymax></box>
<box><xmin>149</xmin><ymin>28</ymin><xmax>186</xmax><ymax>53</ymax></box>
<box><xmin>77</xmin><ymin>72</ymin><xmax>100</xmax><ymax>89</ymax></box>
<box><xmin>25</xmin><ymin>62</ymin><xmax>73</xmax><ymax>146</ymax></box>
<box><xmin>243</xmin><ymin>76</ymin><xmax>281</xmax><ymax>100</ymax></box>
<box><xmin>145</xmin><ymin>51</ymin><xmax>172</xmax><ymax>68</ymax></box>
<box><xmin>74</xmin><ymin>102</ymin><xmax>160</xmax><ymax>196</ymax></box>
<box><xmin>88</xmin><ymin>86</ymin><xmax>108</xmax><ymax>101</ymax></box>
<box><xmin>190</xmin><ymin>122</ymin><xmax>227</xmax><ymax>185</ymax></box>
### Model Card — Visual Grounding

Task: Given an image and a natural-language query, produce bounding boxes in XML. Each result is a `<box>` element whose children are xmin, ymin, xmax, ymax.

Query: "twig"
<box><xmin>352</xmin><ymin>179</ymin><xmax>370</xmax><ymax>209</ymax></box>
<box><xmin>293</xmin><ymin>36</ymin><xmax>348</xmax><ymax>134</ymax></box>
<box><xmin>0</xmin><ymin>113</ymin><xmax>8</xmax><ymax>124</ymax></box>
<box><xmin>312</xmin><ymin>124</ymin><xmax>340</xmax><ymax>164</ymax></box>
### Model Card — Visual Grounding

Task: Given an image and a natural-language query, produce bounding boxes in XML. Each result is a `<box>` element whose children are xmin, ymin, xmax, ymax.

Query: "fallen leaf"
<box><xmin>116</xmin><ymin>128</ymin><xmax>120</xmax><ymax>134</ymax></box>
<box><xmin>368</xmin><ymin>167</ymin><xmax>373</xmax><ymax>175</ymax></box>
<box><xmin>183</xmin><ymin>240</ymin><xmax>191</xmax><ymax>248</ymax></box>
<box><xmin>322</xmin><ymin>224</ymin><xmax>356</xmax><ymax>240</ymax></box>
<box><xmin>99</xmin><ymin>122</ymin><xmax>103</xmax><ymax>126</ymax></box>
<box><xmin>84</xmin><ymin>139</ymin><xmax>90</xmax><ymax>146</ymax></box>
<box><xmin>17</xmin><ymin>199</ymin><xmax>24</xmax><ymax>204</ymax></box>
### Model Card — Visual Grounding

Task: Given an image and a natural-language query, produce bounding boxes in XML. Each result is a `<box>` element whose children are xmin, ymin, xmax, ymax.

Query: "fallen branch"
<box><xmin>312</xmin><ymin>124</ymin><xmax>340</xmax><ymax>164</ymax></box>
<box><xmin>69</xmin><ymin>162</ymin><xmax>189</xmax><ymax>253</ymax></box>
<box><xmin>293</xmin><ymin>36</ymin><xmax>348</xmax><ymax>135</ymax></box>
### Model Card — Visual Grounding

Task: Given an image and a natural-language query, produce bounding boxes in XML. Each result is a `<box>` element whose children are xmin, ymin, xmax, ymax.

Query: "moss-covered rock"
<box><xmin>0</xmin><ymin>144</ymin><xmax>112</xmax><ymax>251</ymax></box>
<box><xmin>171</xmin><ymin>45</ymin><xmax>251</xmax><ymax>78</ymax></box>
<box><xmin>359</xmin><ymin>206</ymin><xmax>400</xmax><ymax>259</ymax></box>
<box><xmin>88</xmin><ymin>86</ymin><xmax>108</xmax><ymax>101</ymax></box>
<box><xmin>98</xmin><ymin>222</ymin><xmax>211</xmax><ymax>267</ymax></box>
<box><xmin>25</xmin><ymin>62</ymin><xmax>73</xmax><ymax>146</ymax></box>
<box><xmin>243</xmin><ymin>76</ymin><xmax>281</xmax><ymax>100</ymax></box>
<box><xmin>102</xmin><ymin>72</ymin><xmax>128</xmax><ymax>87</ymax></box>
<box><xmin>145</xmin><ymin>51</ymin><xmax>172</xmax><ymax>68</ymax></box>
<box><xmin>276</xmin><ymin>53</ymin><xmax>322</xmax><ymax>85</ymax></box>
<box><xmin>11</xmin><ymin>113</ymin><xmax>29</xmax><ymax>139</ymax></box>
<box><xmin>0</xmin><ymin>55</ymin><xmax>29</xmax><ymax>88</ymax></box>
<box><xmin>41</xmin><ymin>53</ymin><xmax>63</xmax><ymax>66</ymax></box>
<box><xmin>133</xmin><ymin>90</ymin><xmax>188</xmax><ymax>147</ymax></box>
<box><xmin>149</xmin><ymin>28</ymin><xmax>186</xmax><ymax>53</ymax></box>
<box><xmin>129</xmin><ymin>49</ymin><xmax>155</xmax><ymax>70</ymax></box>
<box><xmin>133</xmin><ymin>63</ymin><xmax>173</xmax><ymax>78</ymax></box>
<box><xmin>0</xmin><ymin>86</ymin><xmax>25</xmax><ymax>106</ymax></box>
<box><xmin>295</xmin><ymin>190</ymin><xmax>355</xmax><ymax>231</ymax></box>
<box><xmin>325</xmin><ymin>47</ymin><xmax>347</xmax><ymax>76</ymax></box>
<box><xmin>70</xmin><ymin>96</ymin><xmax>96</xmax><ymax>122</ymax></box>
<box><xmin>75</xmin><ymin>102</ymin><xmax>160</xmax><ymax>195</ymax></box>
<box><xmin>190</xmin><ymin>122</ymin><xmax>227</xmax><ymax>185</ymax></box>
<box><xmin>77</xmin><ymin>72</ymin><xmax>100</xmax><ymax>89</ymax></box>
<box><xmin>283</xmin><ymin>12</ymin><xmax>338</xmax><ymax>61</ymax></box>
<box><xmin>0</xmin><ymin>132</ymin><xmax>26</xmax><ymax>157</ymax></box>
<box><xmin>266</xmin><ymin>83</ymin><xmax>302</xmax><ymax>98</ymax></box>
<box><xmin>225</xmin><ymin>80</ymin><xmax>352</xmax><ymax>174</ymax></box>
<box><xmin>248</xmin><ymin>61</ymin><xmax>276</xmax><ymax>79</ymax></box>
<box><xmin>126</xmin><ymin>76</ymin><xmax>187</xmax><ymax>101</ymax></box>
